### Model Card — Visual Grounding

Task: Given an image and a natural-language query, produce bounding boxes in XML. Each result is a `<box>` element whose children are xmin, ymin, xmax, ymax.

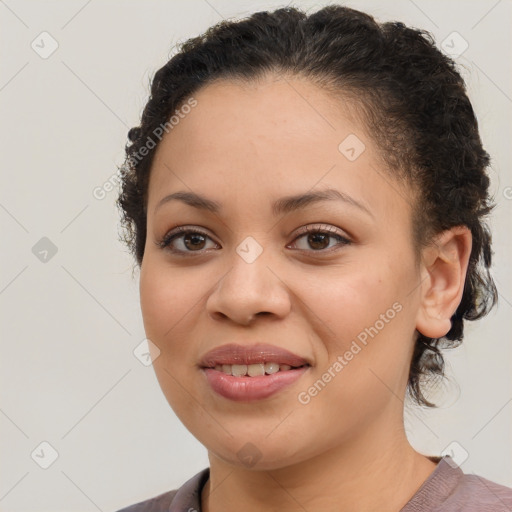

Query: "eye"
<box><xmin>155</xmin><ymin>226</ymin><xmax>219</xmax><ymax>255</ymax></box>
<box><xmin>287</xmin><ymin>224</ymin><xmax>351</xmax><ymax>253</ymax></box>
<box><xmin>155</xmin><ymin>223</ymin><xmax>351</xmax><ymax>256</ymax></box>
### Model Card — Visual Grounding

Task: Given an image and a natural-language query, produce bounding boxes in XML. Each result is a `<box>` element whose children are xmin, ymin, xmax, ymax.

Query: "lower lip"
<box><xmin>202</xmin><ymin>366</ymin><xmax>309</xmax><ymax>402</ymax></box>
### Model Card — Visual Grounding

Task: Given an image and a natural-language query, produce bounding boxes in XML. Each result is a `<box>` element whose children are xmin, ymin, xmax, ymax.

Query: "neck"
<box><xmin>201</xmin><ymin>414</ymin><xmax>438</xmax><ymax>512</ymax></box>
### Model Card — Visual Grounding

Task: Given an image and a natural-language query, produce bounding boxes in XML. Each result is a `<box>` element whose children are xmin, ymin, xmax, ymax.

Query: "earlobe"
<box><xmin>415</xmin><ymin>226</ymin><xmax>472</xmax><ymax>339</ymax></box>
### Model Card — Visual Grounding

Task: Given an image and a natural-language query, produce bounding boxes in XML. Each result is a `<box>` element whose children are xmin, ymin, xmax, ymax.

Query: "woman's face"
<box><xmin>139</xmin><ymin>76</ymin><xmax>424</xmax><ymax>469</ymax></box>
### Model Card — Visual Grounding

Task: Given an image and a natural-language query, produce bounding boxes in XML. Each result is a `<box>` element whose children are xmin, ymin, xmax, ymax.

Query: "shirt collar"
<box><xmin>169</xmin><ymin>466</ymin><xmax>209</xmax><ymax>511</ymax></box>
<box><xmin>400</xmin><ymin>455</ymin><xmax>463</xmax><ymax>511</ymax></box>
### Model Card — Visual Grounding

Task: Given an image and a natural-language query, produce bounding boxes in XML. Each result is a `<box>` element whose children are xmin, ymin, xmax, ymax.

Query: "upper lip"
<box><xmin>199</xmin><ymin>343</ymin><xmax>310</xmax><ymax>368</ymax></box>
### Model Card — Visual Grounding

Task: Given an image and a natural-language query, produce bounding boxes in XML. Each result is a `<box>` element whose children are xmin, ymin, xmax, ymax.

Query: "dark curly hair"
<box><xmin>116</xmin><ymin>4</ymin><xmax>498</xmax><ymax>408</ymax></box>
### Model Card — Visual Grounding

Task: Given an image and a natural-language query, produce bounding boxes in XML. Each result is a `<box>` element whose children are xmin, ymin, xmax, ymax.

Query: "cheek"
<box><xmin>138</xmin><ymin>260</ymin><xmax>208</xmax><ymax>412</ymax></box>
<box><xmin>299</xmin><ymin>261</ymin><xmax>401</xmax><ymax>344</ymax></box>
<box><xmin>139</xmin><ymin>257</ymin><xmax>205</xmax><ymax>343</ymax></box>
<box><xmin>139</xmin><ymin>259</ymin><xmax>206</xmax><ymax>416</ymax></box>
<box><xmin>300</xmin><ymin>258</ymin><xmax>416</xmax><ymax>392</ymax></box>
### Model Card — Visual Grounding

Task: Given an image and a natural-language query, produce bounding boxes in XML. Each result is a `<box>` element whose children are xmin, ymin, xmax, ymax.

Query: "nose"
<box><xmin>206</xmin><ymin>250</ymin><xmax>291</xmax><ymax>326</ymax></box>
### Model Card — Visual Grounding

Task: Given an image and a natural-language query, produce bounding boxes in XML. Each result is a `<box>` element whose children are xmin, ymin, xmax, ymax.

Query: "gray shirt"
<box><xmin>115</xmin><ymin>455</ymin><xmax>512</xmax><ymax>511</ymax></box>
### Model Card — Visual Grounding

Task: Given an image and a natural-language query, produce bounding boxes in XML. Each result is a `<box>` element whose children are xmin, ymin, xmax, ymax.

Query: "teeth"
<box><xmin>265</xmin><ymin>362</ymin><xmax>279</xmax><ymax>374</ymax></box>
<box><xmin>248</xmin><ymin>363</ymin><xmax>265</xmax><ymax>377</ymax></box>
<box><xmin>231</xmin><ymin>364</ymin><xmax>247</xmax><ymax>377</ymax></box>
<box><xmin>212</xmin><ymin>362</ymin><xmax>301</xmax><ymax>377</ymax></box>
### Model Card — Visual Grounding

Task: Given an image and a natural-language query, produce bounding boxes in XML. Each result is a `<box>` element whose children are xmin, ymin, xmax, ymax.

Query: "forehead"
<box><xmin>147</xmin><ymin>76</ymin><xmax>412</xmax><ymax>222</ymax></box>
<box><xmin>168</xmin><ymin>76</ymin><xmax>358</xmax><ymax>147</ymax></box>
<box><xmin>153</xmin><ymin>75</ymin><xmax>363</xmax><ymax>160</ymax></box>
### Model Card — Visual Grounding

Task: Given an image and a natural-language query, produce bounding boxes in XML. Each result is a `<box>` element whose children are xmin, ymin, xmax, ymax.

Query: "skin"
<box><xmin>139</xmin><ymin>75</ymin><xmax>472</xmax><ymax>512</ymax></box>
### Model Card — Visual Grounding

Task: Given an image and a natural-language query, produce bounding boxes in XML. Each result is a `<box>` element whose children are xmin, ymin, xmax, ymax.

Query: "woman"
<box><xmin>115</xmin><ymin>4</ymin><xmax>512</xmax><ymax>511</ymax></box>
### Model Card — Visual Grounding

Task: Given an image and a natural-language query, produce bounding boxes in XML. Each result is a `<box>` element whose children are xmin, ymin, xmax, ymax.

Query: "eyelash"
<box><xmin>155</xmin><ymin>224</ymin><xmax>352</xmax><ymax>256</ymax></box>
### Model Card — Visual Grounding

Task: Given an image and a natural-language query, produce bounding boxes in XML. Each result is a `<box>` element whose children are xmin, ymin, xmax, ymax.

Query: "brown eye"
<box><xmin>289</xmin><ymin>225</ymin><xmax>351</xmax><ymax>253</ymax></box>
<box><xmin>306</xmin><ymin>232</ymin><xmax>329</xmax><ymax>250</ymax></box>
<box><xmin>157</xmin><ymin>227</ymin><xmax>219</xmax><ymax>254</ymax></box>
<box><xmin>182</xmin><ymin>232</ymin><xmax>207</xmax><ymax>250</ymax></box>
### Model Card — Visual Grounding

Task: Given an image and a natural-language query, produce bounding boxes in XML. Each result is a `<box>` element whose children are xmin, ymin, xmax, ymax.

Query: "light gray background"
<box><xmin>1</xmin><ymin>0</ymin><xmax>511</xmax><ymax>510</ymax></box>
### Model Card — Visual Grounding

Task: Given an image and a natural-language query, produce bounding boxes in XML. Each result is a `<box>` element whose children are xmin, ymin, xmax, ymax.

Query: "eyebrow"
<box><xmin>154</xmin><ymin>188</ymin><xmax>373</xmax><ymax>218</ymax></box>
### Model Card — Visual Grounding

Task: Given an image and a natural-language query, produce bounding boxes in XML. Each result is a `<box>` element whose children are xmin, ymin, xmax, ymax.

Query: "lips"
<box><xmin>199</xmin><ymin>343</ymin><xmax>310</xmax><ymax>368</ymax></box>
<box><xmin>199</xmin><ymin>343</ymin><xmax>312</xmax><ymax>401</ymax></box>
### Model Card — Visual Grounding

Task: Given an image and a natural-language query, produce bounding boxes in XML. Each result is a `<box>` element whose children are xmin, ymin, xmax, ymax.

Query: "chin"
<box><xmin>204</xmin><ymin>434</ymin><xmax>312</xmax><ymax>472</ymax></box>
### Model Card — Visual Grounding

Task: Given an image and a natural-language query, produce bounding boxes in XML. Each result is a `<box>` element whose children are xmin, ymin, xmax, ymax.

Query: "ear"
<box><xmin>415</xmin><ymin>226</ymin><xmax>472</xmax><ymax>339</ymax></box>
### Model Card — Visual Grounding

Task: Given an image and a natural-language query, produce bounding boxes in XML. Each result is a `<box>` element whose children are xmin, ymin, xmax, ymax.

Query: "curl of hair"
<box><xmin>116</xmin><ymin>5</ymin><xmax>498</xmax><ymax>408</ymax></box>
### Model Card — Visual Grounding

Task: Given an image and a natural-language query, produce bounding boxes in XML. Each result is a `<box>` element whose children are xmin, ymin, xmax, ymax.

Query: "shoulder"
<box><xmin>402</xmin><ymin>456</ymin><xmax>512</xmax><ymax>512</ymax></box>
<box><xmin>114</xmin><ymin>489</ymin><xmax>178</xmax><ymax>512</ymax></box>
<box><xmin>439</xmin><ymin>472</ymin><xmax>512</xmax><ymax>511</ymax></box>
<box><xmin>113</xmin><ymin>467</ymin><xmax>209</xmax><ymax>512</ymax></box>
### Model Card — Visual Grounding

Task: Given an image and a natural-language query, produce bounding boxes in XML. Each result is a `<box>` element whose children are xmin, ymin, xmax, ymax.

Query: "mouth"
<box><xmin>199</xmin><ymin>343</ymin><xmax>311</xmax><ymax>401</ymax></box>
<box><xmin>199</xmin><ymin>342</ymin><xmax>311</xmax><ymax>371</ymax></box>
<box><xmin>206</xmin><ymin>362</ymin><xmax>309</xmax><ymax>377</ymax></box>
